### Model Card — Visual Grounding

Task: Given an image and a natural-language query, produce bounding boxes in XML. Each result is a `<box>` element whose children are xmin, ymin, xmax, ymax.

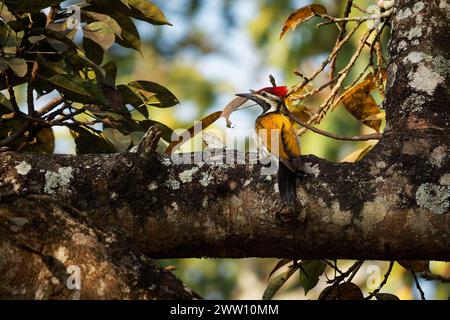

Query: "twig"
<box><xmin>346</xmin><ymin>260</ymin><xmax>364</xmax><ymax>283</ymax></box>
<box><xmin>324</xmin><ymin>260</ymin><xmax>343</xmax><ymax>275</ymax></box>
<box><xmin>365</xmin><ymin>261</ymin><xmax>394</xmax><ymax>300</ymax></box>
<box><xmin>327</xmin><ymin>260</ymin><xmax>364</xmax><ymax>284</ymax></box>
<box><xmin>420</xmin><ymin>272</ymin><xmax>450</xmax><ymax>283</ymax></box>
<box><xmin>288</xmin><ymin>21</ymin><xmax>363</xmax><ymax>97</ymax></box>
<box><xmin>36</xmin><ymin>96</ymin><xmax>64</xmax><ymax>116</ymax></box>
<box><xmin>318</xmin><ymin>10</ymin><xmax>393</xmax><ymax>27</ymax></box>
<box><xmin>5</xmin><ymin>72</ymin><xmax>20</xmax><ymax>114</ymax></box>
<box><xmin>269</xmin><ymin>75</ymin><xmax>277</xmax><ymax>87</ymax></box>
<box><xmin>284</xmin><ymin>106</ymin><xmax>382</xmax><ymax>141</ymax></box>
<box><xmin>26</xmin><ymin>6</ymin><xmax>58</xmax><ymax>116</ymax></box>
<box><xmin>411</xmin><ymin>271</ymin><xmax>426</xmax><ymax>300</ymax></box>
<box><xmin>314</xmin><ymin>29</ymin><xmax>374</xmax><ymax>125</ymax></box>
<box><xmin>329</xmin><ymin>0</ymin><xmax>353</xmax><ymax>81</ymax></box>
<box><xmin>26</xmin><ymin>82</ymin><xmax>35</xmax><ymax>116</ymax></box>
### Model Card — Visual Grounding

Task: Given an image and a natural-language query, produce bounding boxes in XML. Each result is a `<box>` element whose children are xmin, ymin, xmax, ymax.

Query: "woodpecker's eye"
<box><xmin>261</xmin><ymin>91</ymin><xmax>282</xmax><ymax>103</ymax></box>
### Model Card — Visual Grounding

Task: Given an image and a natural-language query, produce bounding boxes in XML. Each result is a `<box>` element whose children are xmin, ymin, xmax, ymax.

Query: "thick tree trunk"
<box><xmin>0</xmin><ymin>0</ymin><xmax>449</xmax><ymax>299</ymax></box>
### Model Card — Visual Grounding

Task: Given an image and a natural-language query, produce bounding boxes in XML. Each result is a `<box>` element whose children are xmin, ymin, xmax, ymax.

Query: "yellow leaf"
<box><xmin>280</xmin><ymin>4</ymin><xmax>327</xmax><ymax>40</ymax></box>
<box><xmin>165</xmin><ymin>111</ymin><xmax>222</xmax><ymax>154</ymax></box>
<box><xmin>341</xmin><ymin>145</ymin><xmax>373</xmax><ymax>163</ymax></box>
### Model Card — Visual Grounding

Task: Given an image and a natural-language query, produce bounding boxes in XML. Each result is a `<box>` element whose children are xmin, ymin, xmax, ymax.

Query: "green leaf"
<box><xmin>102</xmin><ymin>128</ymin><xmax>131</xmax><ymax>152</ymax></box>
<box><xmin>0</xmin><ymin>91</ymin><xmax>13</xmax><ymax>111</ymax></box>
<box><xmin>130</xmin><ymin>131</ymin><xmax>144</xmax><ymax>145</ymax></box>
<box><xmin>375</xmin><ymin>293</ymin><xmax>400</xmax><ymax>300</ymax></box>
<box><xmin>101</xmin><ymin>84</ymin><xmax>124</xmax><ymax>112</ymax></box>
<box><xmin>64</xmin><ymin>50</ymin><xmax>106</xmax><ymax>81</ymax></box>
<box><xmin>70</xmin><ymin>126</ymin><xmax>116</xmax><ymax>154</ymax></box>
<box><xmin>127</xmin><ymin>0</ymin><xmax>171</xmax><ymax>25</ymax></box>
<box><xmin>117</xmin><ymin>84</ymin><xmax>146</xmax><ymax>108</ymax></box>
<box><xmin>37</xmin><ymin>58</ymin><xmax>69</xmax><ymax>76</ymax></box>
<box><xmin>299</xmin><ymin>260</ymin><xmax>327</xmax><ymax>295</ymax></box>
<box><xmin>7</xmin><ymin>58</ymin><xmax>28</xmax><ymax>77</ymax></box>
<box><xmin>0</xmin><ymin>2</ymin><xmax>14</xmax><ymax>23</ymax></box>
<box><xmin>269</xmin><ymin>259</ymin><xmax>293</xmax><ymax>280</ymax></box>
<box><xmin>2</xmin><ymin>0</ymin><xmax>63</xmax><ymax>14</ymax></box>
<box><xmin>319</xmin><ymin>282</ymin><xmax>364</xmax><ymax>300</ymax></box>
<box><xmin>33</xmin><ymin>27</ymin><xmax>80</xmax><ymax>51</ymax></box>
<box><xmin>102</xmin><ymin>61</ymin><xmax>117</xmax><ymax>86</ymax></box>
<box><xmin>83</xmin><ymin>37</ymin><xmax>105</xmax><ymax>65</ymax></box>
<box><xmin>84</xmin><ymin>21</ymin><xmax>117</xmax><ymax>51</ymax></box>
<box><xmin>28</xmin><ymin>35</ymin><xmax>46</xmax><ymax>44</ymax></box>
<box><xmin>129</xmin><ymin>81</ymin><xmax>179</xmax><ymax>108</ymax></box>
<box><xmin>82</xmin><ymin>11</ymin><xmax>122</xmax><ymax>51</ymax></box>
<box><xmin>111</xmin><ymin>12</ymin><xmax>141</xmax><ymax>52</ymax></box>
<box><xmin>263</xmin><ymin>266</ymin><xmax>298</xmax><ymax>300</ymax></box>
<box><xmin>0</xmin><ymin>57</ymin><xmax>9</xmax><ymax>72</ymax></box>
<box><xmin>44</xmin><ymin>74</ymin><xmax>107</xmax><ymax>105</ymax></box>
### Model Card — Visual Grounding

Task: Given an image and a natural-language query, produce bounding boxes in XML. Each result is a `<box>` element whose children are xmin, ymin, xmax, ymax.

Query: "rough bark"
<box><xmin>0</xmin><ymin>0</ymin><xmax>449</xmax><ymax>299</ymax></box>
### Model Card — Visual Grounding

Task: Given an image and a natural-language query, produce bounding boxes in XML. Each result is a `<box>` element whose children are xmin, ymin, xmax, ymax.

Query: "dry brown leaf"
<box><xmin>331</xmin><ymin>72</ymin><xmax>387</xmax><ymax>132</ymax></box>
<box><xmin>280</xmin><ymin>4</ymin><xmax>327</xmax><ymax>40</ymax></box>
<box><xmin>165</xmin><ymin>111</ymin><xmax>222</xmax><ymax>154</ymax></box>
<box><xmin>345</xmin><ymin>90</ymin><xmax>381</xmax><ymax>132</ymax></box>
<box><xmin>219</xmin><ymin>96</ymin><xmax>248</xmax><ymax>128</ymax></box>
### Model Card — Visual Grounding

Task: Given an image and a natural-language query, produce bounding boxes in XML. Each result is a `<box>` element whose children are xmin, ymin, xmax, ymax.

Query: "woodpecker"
<box><xmin>237</xmin><ymin>86</ymin><xmax>301</xmax><ymax>204</ymax></box>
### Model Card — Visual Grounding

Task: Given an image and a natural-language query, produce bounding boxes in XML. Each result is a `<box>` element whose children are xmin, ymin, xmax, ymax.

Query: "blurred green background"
<box><xmin>14</xmin><ymin>0</ymin><xmax>449</xmax><ymax>299</ymax></box>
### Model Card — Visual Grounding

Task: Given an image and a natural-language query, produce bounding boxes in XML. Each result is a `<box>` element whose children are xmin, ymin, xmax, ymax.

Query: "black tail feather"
<box><xmin>278</xmin><ymin>162</ymin><xmax>296</xmax><ymax>204</ymax></box>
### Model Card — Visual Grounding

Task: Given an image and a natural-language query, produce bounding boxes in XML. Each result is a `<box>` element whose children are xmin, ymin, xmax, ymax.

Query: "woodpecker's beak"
<box><xmin>236</xmin><ymin>92</ymin><xmax>272</xmax><ymax>113</ymax></box>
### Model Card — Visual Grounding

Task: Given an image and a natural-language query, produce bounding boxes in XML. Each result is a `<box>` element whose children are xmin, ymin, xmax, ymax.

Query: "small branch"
<box><xmin>137</xmin><ymin>127</ymin><xmax>162</xmax><ymax>157</ymax></box>
<box><xmin>365</xmin><ymin>261</ymin><xmax>394</xmax><ymax>300</ymax></box>
<box><xmin>420</xmin><ymin>272</ymin><xmax>450</xmax><ymax>283</ymax></box>
<box><xmin>5</xmin><ymin>73</ymin><xmax>20</xmax><ymax>115</ymax></box>
<box><xmin>284</xmin><ymin>108</ymin><xmax>382</xmax><ymax>141</ymax></box>
<box><xmin>329</xmin><ymin>0</ymin><xmax>354</xmax><ymax>81</ymax></box>
<box><xmin>411</xmin><ymin>272</ymin><xmax>426</xmax><ymax>300</ymax></box>
<box><xmin>328</xmin><ymin>260</ymin><xmax>364</xmax><ymax>284</ymax></box>
<box><xmin>318</xmin><ymin>10</ymin><xmax>393</xmax><ymax>27</ymax></box>
<box><xmin>269</xmin><ymin>75</ymin><xmax>277</xmax><ymax>87</ymax></box>
<box><xmin>26</xmin><ymin>82</ymin><xmax>35</xmax><ymax>116</ymax></box>
<box><xmin>288</xmin><ymin>21</ymin><xmax>363</xmax><ymax>96</ymax></box>
<box><xmin>37</xmin><ymin>96</ymin><xmax>65</xmax><ymax>116</ymax></box>
<box><xmin>324</xmin><ymin>260</ymin><xmax>343</xmax><ymax>275</ymax></box>
<box><xmin>313</xmin><ymin>29</ymin><xmax>373</xmax><ymax>125</ymax></box>
<box><xmin>346</xmin><ymin>260</ymin><xmax>364</xmax><ymax>283</ymax></box>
